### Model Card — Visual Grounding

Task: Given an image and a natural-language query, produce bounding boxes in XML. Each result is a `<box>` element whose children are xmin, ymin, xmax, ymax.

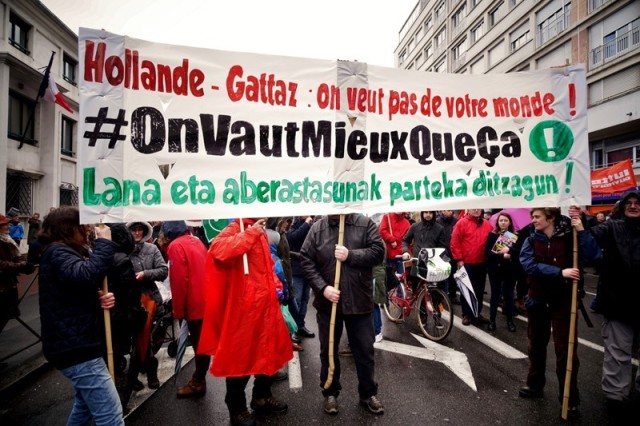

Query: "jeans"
<box><xmin>373</xmin><ymin>305</ymin><xmax>382</xmax><ymax>335</ymax></box>
<box><xmin>293</xmin><ymin>275</ymin><xmax>310</xmax><ymax>328</ymax></box>
<box><xmin>60</xmin><ymin>357</ymin><xmax>124</xmax><ymax>426</ymax></box>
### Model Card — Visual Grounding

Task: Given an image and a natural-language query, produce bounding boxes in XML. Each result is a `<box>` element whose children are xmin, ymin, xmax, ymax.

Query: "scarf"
<box><xmin>0</xmin><ymin>233</ymin><xmax>21</xmax><ymax>258</ymax></box>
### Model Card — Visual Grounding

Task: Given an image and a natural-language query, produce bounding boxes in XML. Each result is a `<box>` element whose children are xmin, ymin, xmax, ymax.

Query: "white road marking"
<box><xmin>288</xmin><ymin>351</ymin><xmax>303</xmax><ymax>391</ymax></box>
<box><xmin>125</xmin><ymin>346</ymin><xmax>195</xmax><ymax>417</ymax></box>
<box><xmin>375</xmin><ymin>334</ymin><xmax>477</xmax><ymax>391</ymax></box>
<box><xmin>453</xmin><ymin>314</ymin><xmax>527</xmax><ymax>359</ymax></box>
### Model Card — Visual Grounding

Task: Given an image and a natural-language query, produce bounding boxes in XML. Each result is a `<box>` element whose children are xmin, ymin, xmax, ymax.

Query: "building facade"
<box><xmin>1</xmin><ymin>0</ymin><xmax>79</xmax><ymax>229</ymax></box>
<box><xmin>394</xmin><ymin>0</ymin><xmax>639</xmax><ymax>206</ymax></box>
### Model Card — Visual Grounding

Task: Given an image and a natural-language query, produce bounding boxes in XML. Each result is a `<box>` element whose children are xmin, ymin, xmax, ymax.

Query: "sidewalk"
<box><xmin>0</xmin><ymin>270</ymin><xmax>50</xmax><ymax>398</ymax></box>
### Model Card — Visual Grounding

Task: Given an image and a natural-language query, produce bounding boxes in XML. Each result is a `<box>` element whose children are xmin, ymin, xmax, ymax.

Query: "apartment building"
<box><xmin>394</xmin><ymin>0</ymin><xmax>639</xmax><ymax>206</ymax></box>
<box><xmin>1</xmin><ymin>0</ymin><xmax>79</xmax><ymax>225</ymax></box>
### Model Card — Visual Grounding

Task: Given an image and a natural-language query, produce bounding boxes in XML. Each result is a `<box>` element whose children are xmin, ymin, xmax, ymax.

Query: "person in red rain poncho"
<box><xmin>199</xmin><ymin>218</ymin><xmax>293</xmax><ymax>426</ymax></box>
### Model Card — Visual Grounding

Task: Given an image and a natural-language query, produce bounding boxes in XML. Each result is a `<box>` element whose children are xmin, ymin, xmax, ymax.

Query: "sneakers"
<box><xmin>519</xmin><ymin>386</ymin><xmax>544</xmax><ymax>399</ymax></box>
<box><xmin>297</xmin><ymin>326</ymin><xmax>315</xmax><ymax>338</ymax></box>
<box><xmin>292</xmin><ymin>342</ymin><xmax>304</xmax><ymax>351</ymax></box>
<box><xmin>230</xmin><ymin>410</ymin><xmax>256</xmax><ymax>426</ymax></box>
<box><xmin>176</xmin><ymin>378</ymin><xmax>206</xmax><ymax>398</ymax></box>
<box><xmin>291</xmin><ymin>333</ymin><xmax>302</xmax><ymax>344</ymax></box>
<box><xmin>375</xmin><ymin>333</ymin><xmax>383</xmax><ymax>343</ymax></box>
<box><xmin>360</xmin><ymin>395</ymin><xmax>385</xmax><ymax>414</ymax></box>
<box><xmin>323</xmin><ymin>395</ymin><xmax>338</xmax><ymax>414</ymax></box>
<box><xmin>250</xmin><ymin>396</ymin><xmax>288</xmax><ymax>414</ymax></box>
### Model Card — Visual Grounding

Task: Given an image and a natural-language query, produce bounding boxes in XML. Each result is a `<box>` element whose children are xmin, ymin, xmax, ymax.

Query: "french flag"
<box><xmin>40</xmin><ymin>72</ymin><xmax>73</xmax><ymax>113</ymax></box>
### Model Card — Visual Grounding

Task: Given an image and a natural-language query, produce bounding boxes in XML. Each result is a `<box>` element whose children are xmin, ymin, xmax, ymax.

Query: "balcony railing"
<box><xmin>537</xmin><ymin>11</ymin><xmax>570</xmax><ymax>46</ymax></box>
<box><xmin>590</xmin><ymin>20</ymin><xmax>640</xmax><ymax>69</ymax></box>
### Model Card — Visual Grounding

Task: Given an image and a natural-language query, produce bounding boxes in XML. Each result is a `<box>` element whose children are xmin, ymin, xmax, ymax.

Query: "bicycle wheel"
<box><xmin>416</xmin><ymin>286</ymin><xmax>453</xmax><ymax>342</ymax></box>
<box><xmin>383</xmin><ymin>283</ymin><xmax>406</xmax><ymax>323</ymax></box>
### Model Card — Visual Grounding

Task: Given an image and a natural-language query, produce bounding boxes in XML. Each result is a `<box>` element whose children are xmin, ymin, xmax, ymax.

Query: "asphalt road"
<box><xmin>1</xmin><ymin>271</ymin><xmax>636</xmax><ymax>425</ymax></box>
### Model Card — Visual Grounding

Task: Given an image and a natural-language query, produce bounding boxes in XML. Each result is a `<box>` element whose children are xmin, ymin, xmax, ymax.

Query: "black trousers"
<box><xmin>225</xmin><ymin>374</ymin><xmax>275</xmax><ymax>415</ymax></box>
<box><xmin>186</xmin><ymin>319</ymin><xmax>211</xmax><ymax>381</ymax></box>
<box><xmin>317</xmin><ymin>309</ymin><xmax>377</xmax><ymax>399</ymax></box>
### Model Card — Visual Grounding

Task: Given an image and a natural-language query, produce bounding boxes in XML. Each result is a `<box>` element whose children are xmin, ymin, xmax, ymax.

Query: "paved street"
<box><xmin>1</xmin><ymin>270</ymin><xmax>637</xmax><ymax>425</ymax></box>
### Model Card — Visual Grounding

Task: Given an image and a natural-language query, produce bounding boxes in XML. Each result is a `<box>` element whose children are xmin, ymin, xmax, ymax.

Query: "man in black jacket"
<box><xmin>573</xmin><ymin>191</ymin><xmax>640</xmax><ymax>421</ymax></box>
<box><xmin>300</xmin><ymin>214</ymin><xmax>385</xmax><ymax>416</ymax></box>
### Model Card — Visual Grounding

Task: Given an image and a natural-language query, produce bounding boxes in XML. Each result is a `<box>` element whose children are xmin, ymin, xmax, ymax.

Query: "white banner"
<box><xmin>78</xmin><ymin>28</ymin><xmax>590</xmax><ymax>223</ymax></box>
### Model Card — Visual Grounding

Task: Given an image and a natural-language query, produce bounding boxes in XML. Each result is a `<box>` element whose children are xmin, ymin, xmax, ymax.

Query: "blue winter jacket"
<box><xmin>38</xmin><ymin>238</ymin><xmax>116</xmax><ymax>369</ymax></box>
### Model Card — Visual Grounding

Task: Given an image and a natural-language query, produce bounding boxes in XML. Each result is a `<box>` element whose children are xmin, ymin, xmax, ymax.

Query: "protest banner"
<box><xmin>78</xmin><ymin>28</ymin><xmax>590</xmax><ymax>223</ymax></box>
<box><xmin>591</xmin><ymin>159</ymin><xmax>637</xmax><ymax>195</ymax></box>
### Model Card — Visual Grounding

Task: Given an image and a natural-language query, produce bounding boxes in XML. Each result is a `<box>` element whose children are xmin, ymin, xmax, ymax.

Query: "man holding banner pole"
<box><xmin>518</xmin><ymin>207</ymin><xmax>600</xmax><ymax>420</ymax></box>
<box><xmin>571</xmin><ymin>191</ymin><xmax>640</xmax><ymax>423</ymax></box>
<box><xmin>300</xmin><ymin>214</ymin><xmax>385</xmax><ymax>415</ymax></box>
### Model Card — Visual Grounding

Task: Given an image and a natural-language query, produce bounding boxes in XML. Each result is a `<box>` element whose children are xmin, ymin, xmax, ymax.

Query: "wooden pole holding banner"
<box><xmin>324</xmin><ymin>214</ymin><xmax>345</xmax><ymax>390</ymax></box>
<box><xmin>239</xmin><ymin>218</ymin><xmax>249</xmax><ymax>275</ymax></box>
<box><xmin>561</xmin><ymin>227</ymin><xmax>579</xmax><ymax>420</ymax></box>
<box><xmin>102</xmin><ymin>276</ymin><xmax>114</xmax><ymax>381</ymax></box>
<box><xmin>97</xmin><ymin>224</ymin><xmax>115</xmax><ymax>381</ymax></box>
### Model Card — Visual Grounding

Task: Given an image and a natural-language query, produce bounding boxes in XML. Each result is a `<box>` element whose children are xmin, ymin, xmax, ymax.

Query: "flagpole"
<box><xmin>561</xmin><ymin>227</ymin><xmax>579</xmax><ymax>420</ymax></box>
<box><xmin>324</xmin><ymin>214</ymin><xmax>345</xmax><ymax>390</ymax></box>
<box><xmin>19</xmin><ymin>51</ymin><xmax>55</xmax><ymax>150</ymax></box>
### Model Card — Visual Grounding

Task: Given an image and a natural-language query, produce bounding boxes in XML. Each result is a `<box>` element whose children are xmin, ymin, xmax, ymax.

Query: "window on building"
<box><xmin>8</xmin><ymin>91</ymin><xmax>35</xmax><ymax>144</ymax></box>
<box><xmin>63</xmin><ymin>55</ymin><xmax>77</xmax><ymax>85</ymax></box>
<box><xmin>415</xmin><ymin>26</ymin><xmax>424</xmax><ymax>42</ymax></box>
<box><xmin>453</xmin><ymin>39</ymin><xmax>468</xmax><ymax>59</ymax></box>
<box><xmin>9</xmin><ymin>13</ymin><xmax>31</xmax><ymax>54</ymax></box>
<box><xmin>60</xmin><ymin>184</ymin><xmax>79</xmax><ymax>206</ymax></box>
<box><xmin>471</xmin><ymin>21</ymin><xmax>485</xmax><ymax>43</ymax></box>
<box><xmin>489</xmin><ymin>2</ymin><xmax>505</xmax><ymax>27</ymax></box>
<box><xmin>399</xmin><ymin>49</ymin><xmax>407</xmax><ymax>64</ymax></box>
<box><xmin>425</xmin><ymin>17</ymin><xmax>433</xmax><ymax>32</ymax></box>
<box><xmin>510</xmin><ymin>22</ymin><xmax>531</xmax><ymax>51</ymax></box>
<box><xmin>61</xmin><ymin>116</ymin><xmax>76</xmax><ymax>157</ymax></box>
<box><xmin>409</xmin><ymin>37</ymin><xmax>416</xmax><ymax>52</ymax></box>
<box><xmin>435</xmin><ymin>1</ymin><xmax>446</xmax><ymax>23</ymax></box>
<box><xmin>592</xmin><ymin>148</ymin><xmax>604</xmax><ymax>169</ymax></box>
<box><xmin>453</xmin><ymin>5</ymin><xmax>467</xmax><ymax>28</ymax></box>
<box><xmin>537</xmin><ymin>2</ymin><xmax>571</xmax><ymax>45</ymax></box>
<box><xmin>415</xmin><ymin>52</ymin><xmax>423</xmax><ymax>65</ymax></box>
<box><xmin>435</xmin><ymin>29</ymin><xmax>446</xmax><ymax>48</ymax></box>
<box><xmin>435</xmin><ymin>60</ymin><xmax>447</xmax><ymax>73</ymax></box>
<box><xmin>602</xmin><ymin>20</ymin><xmax>640</xmax><ymax>61</ymax></box>
<box><xmin>425</xmin><ymin>44</ymin><xmax>433</xmax><ymax>59</ymax></box>
<box><xmin>5</xmin><ymin>174</ymin><xmax>33</xmax><ymax>217</ymax></box>
<box><xmin>607</xmin><ymin>147</ymin><xmax>633</xmax><ymax>166</ymax></box>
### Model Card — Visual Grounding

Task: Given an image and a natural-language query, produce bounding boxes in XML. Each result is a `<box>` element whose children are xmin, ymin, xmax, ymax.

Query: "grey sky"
<box><xmin>41</xmin><ymin>0</ymin><xmax>415</xmax><ymax>67</ymax></box>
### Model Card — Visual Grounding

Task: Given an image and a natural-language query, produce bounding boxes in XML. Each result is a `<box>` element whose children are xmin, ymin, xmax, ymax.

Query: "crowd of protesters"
<box><xmin>1</xmin><ymin>190</ymin><xmax>638</xmax><ymax>425</ymax></box>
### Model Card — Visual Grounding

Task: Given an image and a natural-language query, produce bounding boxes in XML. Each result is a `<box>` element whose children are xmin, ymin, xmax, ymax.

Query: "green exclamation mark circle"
<box><xmin>529</xmin><ymin>120</ymin><xmax>574</xmax><ymax>162</ymax></box>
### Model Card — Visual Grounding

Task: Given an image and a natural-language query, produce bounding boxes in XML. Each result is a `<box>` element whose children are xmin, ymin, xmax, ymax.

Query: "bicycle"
<box><xmin>383</xmin><ymin>248</ymin><xmax>454</xmax><ymax>342</ymax></box>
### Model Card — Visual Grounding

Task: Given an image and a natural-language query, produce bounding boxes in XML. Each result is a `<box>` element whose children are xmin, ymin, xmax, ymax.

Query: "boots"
<box><xmin>176</xmin><ymin>376</ymin><xmax>206</xmax><ymax>398</ymax></box>
<box><xmin>146</xmin><ymin>357</ymin><xmax>160</xmax><ymax>389</ymax></box>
